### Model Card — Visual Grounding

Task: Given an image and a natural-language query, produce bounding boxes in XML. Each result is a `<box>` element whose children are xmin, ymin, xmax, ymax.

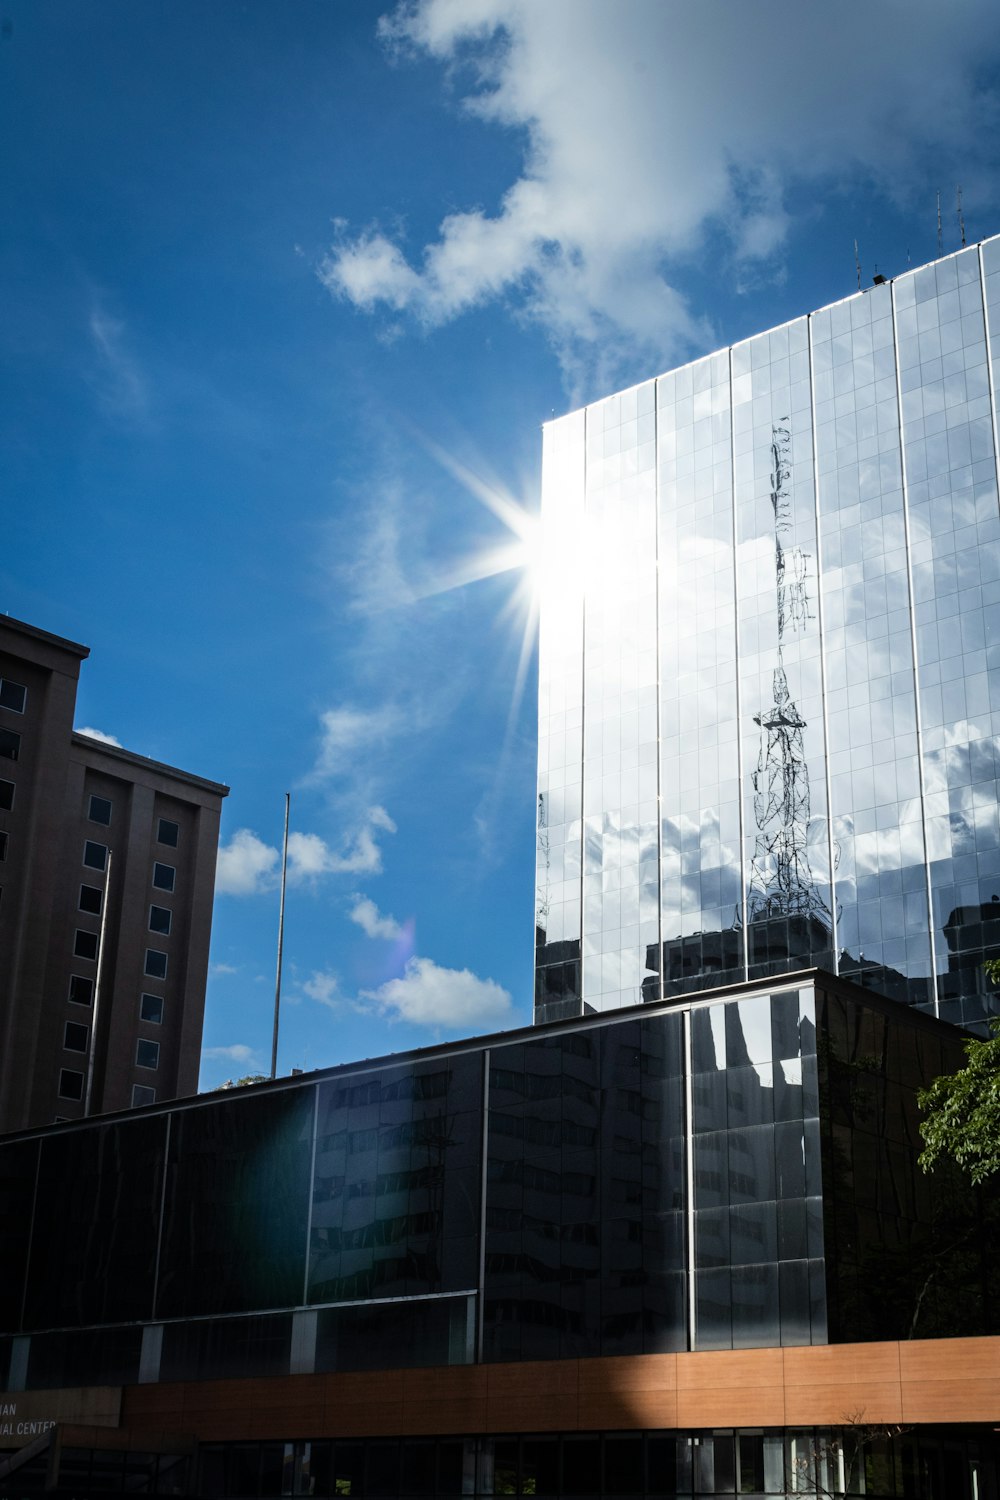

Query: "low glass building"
<box><xmin>1</xmin><ymin>972</ymin><xmax>998</xmax><ymax>1497</ymax></box>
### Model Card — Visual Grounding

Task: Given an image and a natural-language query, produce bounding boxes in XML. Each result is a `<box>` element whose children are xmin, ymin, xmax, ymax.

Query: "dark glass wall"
<box><xmin>307</xmin><ymin>1054</ymin><xmax>482</xmax><ymax>1304</ymax></box>
<box><xmin>315</xmin><ymin>1295</ymin><xmax>470</xmax><ymax>1374</ymax></box>
<box><xmin>0</xmin><ymin>1136</ymin><xmax>37</xmax><ymax>1332</ymax></box>
<box><xmin>24</xmin><ymin>1325</ymin><xmax>142</xmax><ymax>1390</ymax></box>
<box><xmin>691</xmin><ymin>989</ymin><xmax>825</xmax><ymax>1349</ymax></box>
<box><xmin>160</xmin><ymin>1313</ymin><xmax>292</xmax><ymax>1383</ymax></box>
<box><xmin>189</xmin><ymin>1428</ymin><xmax>998</xmax><ymax>1500</ymax></box>
<box><xmin>24</xmin><ymin>1115</ymin><xmax>165</xmax><ymax>1330</ymax></box>
<box><xmin>817</xmin><ymin>983</ymin><xmax>1000</xmax><ymax>1341</ymax></box>
<box><xmin>3</xmin><ymin>975</ymin><xmax>998</xmax><ymax>1394</ymax></box>
<box><xmin>156</xmin><ymin>1089</ymin><xmax>314</xmax><ymax>1319</ymax></box>
<box><xmin>483</xmin><ymin>1014</ymin><xmax>686</xmax><ymax>1362</ymax></box>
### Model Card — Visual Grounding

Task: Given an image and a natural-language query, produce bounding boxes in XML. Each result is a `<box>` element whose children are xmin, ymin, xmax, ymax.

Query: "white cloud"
<box><xmin>202</xmin><ymin>1043</ymin><xmax>258</xmax><ymax>1064</ymax></box>
<box><xmin>302</xmin><ymin>970</ymin><xmax>341</xmax><ymax>1010</ymax></box>
<box><xmin>76</xmin><ymin>725</ymin><xmax>122</xmax><ymax>747</ymax></box>
<box><xmin>322</xmin><ymin>0</ymin><xmax>1000</xmax><ymax>388</ymax></box>
<box><xmin>288</xmin><ymin>805</ymin><xmax>396</xmax><ymax>880</ymax></box>
<box><xmin>210</xmin><ymin>962</ymin><xmax>240</xmax><ymax>976</ymax></box>
<box><xmin>361</xmin><ymin>955</ymin><xmax>513</xmax><ymax>1029</ymax></box>
<box><xmin>216</xmin><ymin>808</ymin><xmax>396</xmax><ymax>895</ymax></box>
<box><xmin>215</xmin><ymin>827</ymin><xmax>280</xmax><ymax>895</ymax></box>
<box><xmin>349</xmin><ymin>895</ymin><xmax>403</xmax><ymax>939</ymax></box>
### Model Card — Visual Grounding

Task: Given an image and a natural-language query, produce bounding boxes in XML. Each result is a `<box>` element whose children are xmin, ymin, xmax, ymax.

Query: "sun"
<box><xmin>410</xmin><ymin>438</ymin><xmax>551</xmax><ymax>727</ymax></box>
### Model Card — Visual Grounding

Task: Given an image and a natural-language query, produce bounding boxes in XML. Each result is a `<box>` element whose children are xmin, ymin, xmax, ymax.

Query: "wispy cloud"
<box><xmin>360</xmin><ymin>955</ymin><xmax>513</xmax><ymax>1030</ymax></box>
<box><xmin>339</xmin><ymin>501</ymin><xmax>420</xmax><ymax>618</ymax></box>
<box><xmin>88</xmin><ymin>305</ymin><xmax>149</xmax><ymax>420</ymax></box>
<box><xmin>322</xmin><ymin>0</ymin><xmax>1000</xmax><ymax>391</ymax></box>
<box><xmin>305</xmin><ymin>705</ymin><xmax>403</xmax><ymax>784</ymax></box>
<box><xmin>348</xmin><ymin>895</ymin><xmax>404</xmax><ymax>940</ymax></box>
<box><xmin>75</xmin><ymin>725</ymin><xmax>122</xmax><ymax>747</ymax></box>
<box><xmin>210</xmin><ymin>962</ymin><xmax>240</xmax><ymax>977</ymax></box>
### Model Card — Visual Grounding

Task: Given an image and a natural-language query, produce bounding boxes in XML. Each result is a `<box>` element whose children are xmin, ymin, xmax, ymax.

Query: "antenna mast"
<box><xmin>854</xmin><ymin>239</ymin><xmax>861</xmax><ymax>291</ymax></box>
<box><xmin>937</xmin><ymin>190</ymin><xmax>943</xmax><ymax>255</ymax></box>
<box><xmin>957</xmin><ymin>185</ymin><xmax>966</xmax><ymax>248</ymax></box>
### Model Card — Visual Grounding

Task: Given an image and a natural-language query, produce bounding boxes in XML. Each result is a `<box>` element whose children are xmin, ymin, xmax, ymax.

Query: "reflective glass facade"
<box><xmin>1</xmin><ymin>975</ymin><xmax>995</xmax><ymax>1396</ymax></box>
<box><xmin>535</xmin><ymin>237</ymin><xmax>1000</xmax><ymax>1033</ymax></box>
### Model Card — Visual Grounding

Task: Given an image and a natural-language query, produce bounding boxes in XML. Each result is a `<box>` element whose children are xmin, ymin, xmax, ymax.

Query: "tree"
<box><xmin>918</xmin><ymin>1010</ymin><xmax>1000</xmax><ymax>1186</ymax></box>
<box><xmin>216</xmin><ymin>1073</ymin><xmax>268</xmax><ymax>1090</ymax></box>
<box><xmin>790</xmin><ymin>1410</ymin><xmax>911</xmax><ymax>1497</ymax></box>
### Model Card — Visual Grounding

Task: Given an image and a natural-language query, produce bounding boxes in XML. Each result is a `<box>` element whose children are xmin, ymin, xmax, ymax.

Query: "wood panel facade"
<box><xmin>119</xmin><ymin>1337</ymin><xmax>1000</xmax><ymax>1443</ymax></box>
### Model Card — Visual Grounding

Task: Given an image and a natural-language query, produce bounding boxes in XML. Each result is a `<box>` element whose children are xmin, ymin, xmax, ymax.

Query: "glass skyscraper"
<box><xmin>535</xmin><ymin>235</ymin><xmax>1000</xmax><ymax>1033</ymax></box>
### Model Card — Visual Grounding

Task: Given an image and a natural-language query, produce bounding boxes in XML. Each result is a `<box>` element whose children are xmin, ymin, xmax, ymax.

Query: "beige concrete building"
<box><xmin>0</xmin><ymin>616</ymin><xmax>228</xmax><ymax>1133</ymax></box>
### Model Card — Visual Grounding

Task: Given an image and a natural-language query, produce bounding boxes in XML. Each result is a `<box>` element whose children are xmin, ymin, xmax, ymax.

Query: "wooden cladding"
<box><xmin>121</xmin><ymin>1337</ymin><xmax>1000</xmax><ymax>1441</ymax></box>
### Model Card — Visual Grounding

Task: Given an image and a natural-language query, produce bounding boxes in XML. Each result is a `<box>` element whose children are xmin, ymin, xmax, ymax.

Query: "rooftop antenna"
<box><xmin>854</xmin><ymin>239</ymin><xmax>862</xmax><ymax>291</ymax></box>
<box><xmin>957</xmin><ymin>185</ymin><xmax>966</xmax><ymax>248</ymax></box>
<box><xmin>270</xmin><ymin>792</ymin><xmax>290</xmax><ymax>1079</ymax></box>
<box><xmin>937</xmin><ymin>190</ymin><xmax>943</xmax><ymax>256</ymax></box>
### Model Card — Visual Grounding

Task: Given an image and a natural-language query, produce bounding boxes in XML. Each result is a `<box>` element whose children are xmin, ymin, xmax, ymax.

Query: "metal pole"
<box><xmin>271</xmin><ymin>793</ymin><xmax>290</xmax><ymax>1079</ymax></box>
<box><xmin>84</xmin><ymin>847</ymin><xmax>112</xmax><ymax>1116</ymax></box>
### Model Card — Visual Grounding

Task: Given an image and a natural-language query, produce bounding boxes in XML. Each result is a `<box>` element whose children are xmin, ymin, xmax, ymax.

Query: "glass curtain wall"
<box><xmin>811</xmin><ymin>278</ymin><xmax>931</xmax><ymax>1009</ymax></box>
<box><xmin>535</xmin><ymin>410</ymin><xmax>586</xmax><ymax>1022</ymax></box>
<box><xmin>535</xmin><ymin>236</ymin><xmax>1000</xmax><ymax>1032</ymax></box>
<box><xmin>581</xmin><ymin>383</ymin><xmax>660</xmax><ymax>1011</ymax></box>
<box><xmin>734</xmin><ymin>317</ymin><xmax>835</xmax><ymax>982</ymax></box>
<box><xmin>897</xmin><ymin>247</ymin><xmax>1000</xmax><ymax>1029</ymax></box>
<box><xmin>657</xmin><ymin>351</ymin><xmax>742</xmax><ymax>996</ymax></box>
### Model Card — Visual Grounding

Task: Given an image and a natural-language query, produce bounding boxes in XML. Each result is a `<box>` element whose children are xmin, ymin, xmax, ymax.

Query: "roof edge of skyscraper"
<box><xmin>70</xmin><ymin>730</ymin><xmax>230</xmax><ymax>797</ymax></box>
<box><xmin>542</xmin><ymin>228</ymin><xmax>1000</xmax><ymax>428</ymax></box>
<box><xmin>0</xmin><ymin>612</ymin><xmax>90</xmax><ymax>659</ymax></box>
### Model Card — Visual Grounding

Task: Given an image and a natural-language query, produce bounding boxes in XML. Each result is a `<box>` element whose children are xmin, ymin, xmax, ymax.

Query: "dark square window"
<box><xmin>157</xmin><ymin>818</ymin><xmax>179</xmax><ymax>847</ymax></box>
<box><xmin>0</xmin><ymin>779</ymin><xmax>13</xmax><ymax>811</ymax></box>
<box><xmin>64</xmin><ymin>1021</ymin><xmax>88</xmax><ymax>1053</ymax></box>
<box><xmin>144</xmin><ymin>949</ymin><xmax>167</xmax><ymax>979</ymax></box>
<box><xmin>149</xmin><ymin>904</ymin><xmax>172</xmax><ymax>936</ymax></box>
<box><xmin>132</xmin><ymin>1084</ymin><xmax>156</xmax><ymax>1108</ymax></box>
<box><xmin>88</xmin><ymin>795</ymin><xmax>112</xmax><ymax>825</ymax></box>
<box><xmin>74</xmin><ymin>929</ymin><xmax>99</xmax><ymax>961</ymax></box>
<box><xmin>0</xmin><ymin>729</ymin><xmax>20</xmax><ymax>762</ymax></box>
<box><xmin>0</xmin><ymin>831</ymin><xmax>6</xmax><ymax>862</ymax></box>
<box><xmin>58</xmin><ymin>1069</ymin><xmax>84</xmax><ymax>1101</ymax></box>
<box><xmin>79</xmin><ymin>884</ymin><xmax>102</xmax><ymax>915</ymax></box>
<box><xmin>69</xmin><ymin>974</ymin><xmax>94</xmax><ymax>1006</ymax></box>
<box><xmin>136</xmin><ymin>1039</ymin><xmax>160</xmax><ymax>1071</ymax></box>
<box><xmin>0</xmin><ymin>679</ymin><xmax>26</xmax><ymax>714</ymax></box>
<box><xmin>140</xmin><ymin>993</ymin><xmax>164</xmax><ymax>1025</ymax></box>
<box><xmin>83</xmin><ymin>841</ymin><xmax>108</xmax><ymax>871</ymax></box>
<box><xmin>152</xmin><ymin>862</ymin><xmax>175</xmax><ymax>892</ymax></box>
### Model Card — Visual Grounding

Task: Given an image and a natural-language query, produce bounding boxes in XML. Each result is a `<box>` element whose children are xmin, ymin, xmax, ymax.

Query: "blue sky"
<box><xmin>3</xmin><ymin>0</ymin><xmax>1000</xmax><ymax>1089</ymax></box>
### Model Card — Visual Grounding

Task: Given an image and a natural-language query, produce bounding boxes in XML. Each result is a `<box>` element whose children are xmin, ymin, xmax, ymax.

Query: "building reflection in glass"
<box><xmin>536</xmin><ymin>236</ymin><xmax>1000</xmax><ymax>1034</ymax></box>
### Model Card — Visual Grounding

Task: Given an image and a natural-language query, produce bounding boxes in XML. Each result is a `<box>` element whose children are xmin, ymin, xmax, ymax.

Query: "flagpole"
<box><xmin>271</xmin><ymin>793</ymin><xmax>290</xmax><ymax>1080</ymax></box>
<box><xmin>84</xmin><ymin>848</ymin><xmax>112</xmax><ymax>1116</ymax></box>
